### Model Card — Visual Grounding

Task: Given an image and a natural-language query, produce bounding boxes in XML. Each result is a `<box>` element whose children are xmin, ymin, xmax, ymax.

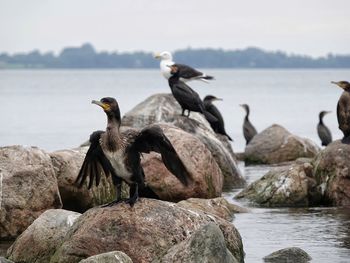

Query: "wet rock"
<box><xmin>244</xmin><ymin>124</ymin><xmax>320</xmax><ymax>165</ymax></box>
<box><xmin>122</xmin><ymin>93</ymin><xmax>245</xmax><ymax>189</ymax></box>
<box><xmin>0</xmin><ymin>146</ymin><xmax>62</xmax><ymax>239</ymax></box>
<box><xmin>235</xmin><ymin>162</ymin><xmax>315</xmax><ymax>207</ymax></box>
<box><xmin>7</xmin><ymin>209</ymin><xmax>81</xmax><ymax>263</ymax></box>
<box><xmin>51</xmin><ymin>199</ymin><xmax>244</xmax><ymax>263</ymax></box>
<box><xmin>141</xmin><ymin>124</ymin><xmax>223</xmax><ymax>201</ymax></box>
<box><xmin>263</xmin><ymin>247</ymin><xmax>311</xmax><ymax>262</ymax></box>
<box><xmin>79</xmin><ymin>251</ymin><xmax>133</xmax><ymax>263</ymax></box>
<box><xmin>177</xmin><ymin>197</ymin><xmax>248</xmax><ymax>221</ymax></box>
<box><xmin>154</xmin><ymin>223</ymin><xmax>239</xmax><ymax>263</ymax></box>
<box><xmin>50</xmin><ymin>148</ymin><xmax>126</xmax><ymax>212</ymax></box>
<box><xmin>313</xmin><ymin>140</ymin><xmax>350</xmax><ymax>206</ymax></box>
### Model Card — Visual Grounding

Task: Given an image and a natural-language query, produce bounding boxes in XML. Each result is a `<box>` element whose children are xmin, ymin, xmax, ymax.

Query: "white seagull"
<box><xmin>154</xmin><ymin>51</ymin><xmax>214</xmax><ymax>83</ymax></box>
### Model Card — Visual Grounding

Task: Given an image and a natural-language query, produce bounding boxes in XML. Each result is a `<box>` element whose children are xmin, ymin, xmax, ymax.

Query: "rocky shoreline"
<box><xmin>1</xmin><ymin>93</ymin><xmax>349</xmax><ymax>262</ymax></box>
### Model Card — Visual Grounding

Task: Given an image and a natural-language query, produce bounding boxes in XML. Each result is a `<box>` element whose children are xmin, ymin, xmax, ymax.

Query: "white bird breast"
<box><xmin>160</xmin><ymin>60</ymin><xmax>174</xmax><ymax>79</ymax></box>
<box><xmin>104</xmin><ymin>149</ymin><xmax>133</xmax><ymax>183</ymax></box>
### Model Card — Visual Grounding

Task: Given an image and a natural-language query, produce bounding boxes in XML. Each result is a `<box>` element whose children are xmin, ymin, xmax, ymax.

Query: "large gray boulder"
<box><xmin>7</xmin><ymin>209</ymin><xmax>81</xmax><ymax>263</ymax></box>
<box><xmin>0</xmin><ymin>146</ymin><xmax>62</xmax><ymax>239</ymax></box>
<box><xmin>51</xmin><ymin>199</ymin><xmax>244</xmax><ymax>263</ymax></box>
<box><xmin>263</xmin><ymin>247</ymin><xmax>311</xmax><ymax>262</ymax></box>
<box><xmin>154</xmin><ymin>223</ymin><xmax>239</xmax><ymax>263</ymax></box>
<box><xmin>313</xmin><ymin>140</ymin><xmax>350</xmax><ymax>206</ymax></box>
<box><xmin>50</xmin><ymin>148</ymin><xmax>122</xmax><ymax>212</ymax></box>
<box><xmin>244</xmin><ymin>124</ymin><xmax>320</xmax><ymax>164</ymax></box>
<box><xmin>122</xmin><ymin>93</ymin><xmax>245</xmax><ymax>188</ymax></box>
<box><xmin>141</xmin><ymin>124</ymin><xmax>223</xmax><ymax>201</ymax></box>
<box><xmin>235</xmin><ymin>161</ymin><xmax>316</xmax><ymax>207</ymax></box>
<box><xmin>79</xmin><ymin>251</ymin><xmax>133</xmax><ymax>263</ymax></box>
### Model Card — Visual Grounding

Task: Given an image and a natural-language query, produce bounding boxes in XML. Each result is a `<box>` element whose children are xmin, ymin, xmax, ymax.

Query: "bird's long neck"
<box><xmin>103</xmin><ymin>113</ymin><xmax>122</xmax><ymax>152</ymax></box>
<box><xmin>245</xmin><ymin>107</ymin><xmax>250</xmax><ymax>120</ymax></box>
<box><xmin>319</xmin><ymin>114</ymin><xmax>324</xmax><ymax>125</ymax></box>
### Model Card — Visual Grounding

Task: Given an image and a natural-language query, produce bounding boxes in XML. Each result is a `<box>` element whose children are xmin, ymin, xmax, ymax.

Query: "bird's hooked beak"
<box><xmin>92</xmin><ymin>100</ymin><xmax>111</xmax><ymax>111</ymax></box>
<box><xmin>331</xmin><ymin>81</ymin><xmax>343</xmax><ymax>89</ymax></box>
<box><xmin>154</xmin><ymin>52</ymin><xmax>161</xmax><ymax>59</ymax></box>
<box><xmin>168</xmin><ymin>65</ymin><xmax>178</xmax><ymax>74</ymax></box>
<box><xmin>214</xmin><ymin>97</ymin><xmax>223</xmax><ymax>101</ymax></box>
<box><xmin>325</xmin><ymin>111</ymin><xmax>332</xmax><ymax>115</ymax></box>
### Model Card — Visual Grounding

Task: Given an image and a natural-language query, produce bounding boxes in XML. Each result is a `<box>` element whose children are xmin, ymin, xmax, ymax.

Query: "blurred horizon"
<box><xmin>1</xmin><ymin>0</ymin><xmax>349</xmax><ymax>57</ymax></box>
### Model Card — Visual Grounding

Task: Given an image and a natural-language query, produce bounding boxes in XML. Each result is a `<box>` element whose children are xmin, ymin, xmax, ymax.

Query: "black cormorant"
<box><xmin>75</xmin><ymin>97</ymin><xmax>191</xmax><ymax>206</ymax></box>
<box><xmin>155</xmin><ymin>51</ymin><xmax>214</xmax><ymax>82</ymax></box>
<box><xmin>240</xmin><ymin>104</ymin><xmax>258</xmax><ymax>145</ymax></box>
<box><xmin>332</xmin><ymin>81</ymin><xmax>350</xmax><ymax>144</ymax></box>
<box><xmin>203</xmin><ymin>95</ymin><xmax>232</xmax><ymax>141</ymax></box>
<box><xmin>168</xmin><ymin>65</ymin><xmax>218</xmax><ymax>125</ymax></box>
<box><xmin>317</xmin><ymin>111</ymin><xmax>332</xmax><ymax>146</ymax></box>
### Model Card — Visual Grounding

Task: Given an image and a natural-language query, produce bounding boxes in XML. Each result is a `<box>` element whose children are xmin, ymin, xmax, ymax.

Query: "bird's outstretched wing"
<box><xmin>75</xmin><ymin>131</ymin><xmax>117</xmax><ymax>189</ymax></box>
<box><xmin>131</xmin><ymin>126</ymin><xmax>191</xmax><ymax>186</ymax></box>
<box><xmin>175</xmin><ymin>63</ymin><xmax>214</xmax><ymax>80</ymax></box>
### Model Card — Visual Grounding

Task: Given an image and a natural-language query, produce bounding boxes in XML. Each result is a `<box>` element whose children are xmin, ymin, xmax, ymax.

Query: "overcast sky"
<box><xmin>0</xmin><ymin>0</ymin><xmax>349</xmax><ymax>57</ymax></box>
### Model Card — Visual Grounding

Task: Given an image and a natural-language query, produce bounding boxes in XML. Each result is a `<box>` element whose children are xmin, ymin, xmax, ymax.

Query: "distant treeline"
<box><xmin>1</xmin><ymin>43</ymin><xmax>350</xmax><ymax>69</ymax></box>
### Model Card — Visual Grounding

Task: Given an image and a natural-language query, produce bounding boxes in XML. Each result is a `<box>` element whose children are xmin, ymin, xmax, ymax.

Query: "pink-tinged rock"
<box><xmin>0</xmin><ymin>146</ymin><xmax>62</xmax><ymax>239</ymax></box>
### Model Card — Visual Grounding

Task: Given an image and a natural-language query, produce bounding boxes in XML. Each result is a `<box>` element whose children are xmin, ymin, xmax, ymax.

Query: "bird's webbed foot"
<box><xmin>124</xmin><ymin>196</ymin><xmax>139</xmax><ymax>207</ymax></box>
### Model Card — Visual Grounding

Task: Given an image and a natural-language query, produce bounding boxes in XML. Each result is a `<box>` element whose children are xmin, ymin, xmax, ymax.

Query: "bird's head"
<box><xmin>92</xmin><ymin>97</ymin><xmax>121</xmax><ymax>125</ymax></box>
<box><xmin>154</xmin><ymin>51</ymin><xmax>173</xmax><ymax>61</ymax></box>
<box><xmin>331</xmin><ymin>81</ymin><xmax>350</xmax><ymax>91</ymax></box>
<box><xmin>168</xmin><ymin>65</ymin><xmax>179</xmax><ymax>75</ymax></box>
<box><xmin>319</xmin><ymin>110</ymin><xmax>331</xmax><ymax>119</ymax></box>
<box><xmin>204</xmin><ymin>95</ymin><xmax>223</xmax><ymax>103</ymax></box>
<box><xmin>239</xmin><ymin>104</ymin><xmax>249</xmax><ymax>112</ymax></box>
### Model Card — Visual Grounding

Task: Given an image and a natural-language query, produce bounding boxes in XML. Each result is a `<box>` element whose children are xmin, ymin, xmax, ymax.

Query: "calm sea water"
<box><xmin>1</xmin><ymin>69</ymin><xmax>350</xmax><ymax>262</ymax></box>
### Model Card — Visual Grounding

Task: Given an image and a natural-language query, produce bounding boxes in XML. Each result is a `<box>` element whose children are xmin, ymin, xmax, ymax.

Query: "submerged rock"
<box><xmin>313</xmin><ymin>140</ymin><xmax>350</xmax><ymax>206</ymax></box>
<box><xmin>177</xmin><ymin>197</ymin><xmax>248</xmax><ymax>221</ymax></box>
<box><xmin>142</xmin><ymin>124</ymin><xmax>223</xmax><ymax>201</ymax></box>
<box><xmin>235</xmin><ymin>162</ymin><xmax>316</xmax><ymax>207</ymax></box>
<box><xmin>51</xmin><ymin>199</ymin><xmax>244</xmax><ymax>263</ymax></box>
<box><xmin>79</xmin><ymin>251</ymin><xmax>133</xmax><ymax>263</ymax></box>
<box><xmin>122</xmin><ymin>93</ymin><xmax>245</xmax><ymax>189</ymax></box>
<box><xmin>7</xmin><ymin>209</ymin><xmax>81</xmax><ymax>263</ymax></box>
<box><xmin>0</xmin><ymin>146</ymin><xmax>62</xmax><ymax>239</ymax></box>
<box><xmin>50</xmin><ymin>148</ymin><xmax>123</xmax><ymax>212</ymax></box>
<box><xmin>154</xmin><ymin>223</ymin><xmax>239</xmax><ymax>263</ymax></box>
<box><xmin>244</xmin><ymin>124</ymin><xmax>320</xmax><ymax>165</ymax></box>
<box><xmin>263</xmin><ymin>247</ymin><xmax>311</xmax><ymax>262</ymax></box>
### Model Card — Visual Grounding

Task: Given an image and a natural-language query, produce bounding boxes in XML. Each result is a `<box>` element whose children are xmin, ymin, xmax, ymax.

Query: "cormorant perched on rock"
<box><xmin>317</xmin><ymin>111</ymin><xmax>332</xmax><ymax>146</ymax></box>
<box><xmin>154</xmin><ymin>51</ymin><xmax>214</xmax><ymax>82</ymax></box>
<box><xmin>203</xmin><ymin>95</ymin><xmax>232</xmax><ymax>141</ymax></box>
<box><xmin>240</xmin><ymin>104</ymin><xmax>257</xmax><ymax>145</ymax></box>
<box><xmin>168</xmin><ymin>65</ymin><xmax>218</xmax><ymax>125</ymax></box>
<box><xmin>332</xmin><ymin>81</ymin><xmax>350</xmax><ymax>144</ymax></box>
<box><xmin>75</xmin><ymin>97</ymin><xmax>190</xmax><ymax>206</ymax></box>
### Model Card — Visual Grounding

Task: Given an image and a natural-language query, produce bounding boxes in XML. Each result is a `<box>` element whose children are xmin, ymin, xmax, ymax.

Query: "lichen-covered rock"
<box><xmin>154</xmin><ymin>223</ymin><xmax>238</xmax><ymax>263</ymax></box>
<box><xmin>122</xmin><ymin>93</ymin><xmax>245</xmax><ymax>188</ymax></box>
<box><xmin>263</xmin><ymin>247</ymin><xmax>311</xmax><ymax>262</ymax></box>
<box><xmin>141</xmin><ymin>124</ymin><xmax>223</xmax><ymax>201</ymax></box>
<box><xmin>79</xmin><ymin>251</ymin><xmax>133</xmax><ymax>263</ymax></box>
<box><xmin>313</xmin><ymin>140</ymin><xmax>350</xmax><ymax>206</ymax></box>
<box><xmin>235</xmin><ymin>162</ymin><xmax>315</xmax><ymax>207</ymax></box>
<box><xmin>7</xmin><ymin>209</ymin><xmax>81</xmax><ymax>263</ymax></box>
<box><xmin>244</xmin><ymin>124</ymin><xmax>320</xmax><ymax>165</ymax></box>
<box><xmin>51</xmin><ymin>199</ymin><xmax>244</xmax><ymax>263</ymax></box>
<box><xmin>50</xmin><ymin>148</ymin><xmax>125</xmax><ymax>212</ymax></box>
<box><xmin>177</xmin><ymin>198</ymin><xmax>248</xmax><ymax>221</ymax></box>
<box><xmin>0</xmin><ymin>146</ymin><xmax>62</xmax><ymax>239</ymax></box>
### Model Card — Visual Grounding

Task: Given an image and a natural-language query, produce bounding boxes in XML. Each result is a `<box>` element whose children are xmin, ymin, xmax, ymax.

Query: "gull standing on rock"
<box><xmin>154</xmin><ymin>51</ymin><xmax>214</xmax><ymax>83</ymax></box>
